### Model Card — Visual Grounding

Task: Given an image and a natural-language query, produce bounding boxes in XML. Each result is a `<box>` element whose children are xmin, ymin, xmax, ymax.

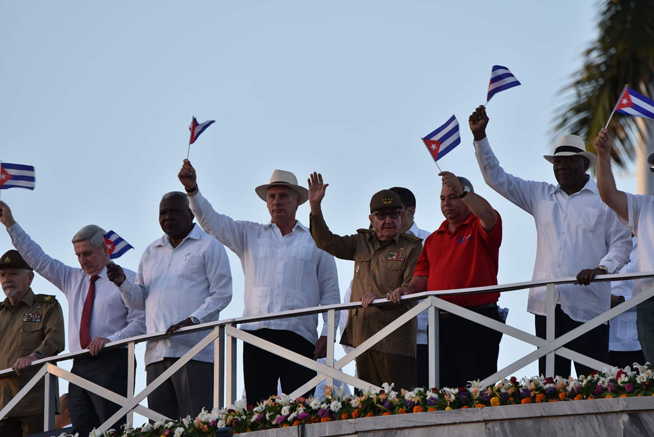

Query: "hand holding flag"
<box><xmin>186</xmin><ymin>116</ymin><xmax>215</xmax><ymax>159</ymax></box>
<box><xmin>487</xmin><ymin>65</ymin><xmax>521</xmax><ymax>102</ymax></box>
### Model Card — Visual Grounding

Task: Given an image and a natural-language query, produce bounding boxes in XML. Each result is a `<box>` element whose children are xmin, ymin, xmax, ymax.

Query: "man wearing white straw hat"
<box><xmin>469</xmin><ymin>106</ymin><xmax>631</xmax><ymax>378</ymax></box>
<box><xmin>177</xmin><ymin>160</ymin><xmax>340</xmax><ymax>405</ymax></box>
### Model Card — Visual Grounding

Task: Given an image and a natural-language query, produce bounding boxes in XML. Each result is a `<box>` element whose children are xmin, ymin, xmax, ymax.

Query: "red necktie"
<box><xmin>79</xmin><ymin>275</ymin><xmax>100</xmax><ymax>349</ymax></box>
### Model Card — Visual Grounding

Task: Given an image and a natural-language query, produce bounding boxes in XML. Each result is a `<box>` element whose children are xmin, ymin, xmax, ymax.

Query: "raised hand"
<box><xmin>594</xmin><ymin>128</ymin><xmax>611</xmax><ymax>158</ymax></box>
<box><xmin>178</xmin><ymin>159</ymin><xmax>198</xmax><ymax>193</ymax></box>
<box><xmin>469</xmin><ymin>105</ymin><xmax>489</xmax><ymax>141</ymax></box>
<box><xmin>0</xmin><ymin>201</ymin><xmax>16</xmax><ymax>228</ymax></box>
<box><xmin>439</xmin><ymin>171</ymin><xmax>464</xmax><ymax>196</ymax></box>
<box><xmin>308</xmin><ymin>172</ymin><xmax>329</xmax><ymax>207</ymax></box>
<box><xmin>106</xmin><ymin>262</ymin><xmax>126</xmax><ymax>287</ymax></box>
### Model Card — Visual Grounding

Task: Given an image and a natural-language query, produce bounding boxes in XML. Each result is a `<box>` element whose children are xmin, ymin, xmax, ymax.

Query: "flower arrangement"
<box><xmin>59</xmin><ymin>364</ymin><xmax>654</xmax><ymax>437</ymax></box>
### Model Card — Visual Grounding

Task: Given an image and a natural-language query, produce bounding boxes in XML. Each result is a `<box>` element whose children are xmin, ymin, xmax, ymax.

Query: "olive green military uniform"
<box><xmin>0</xmin><ymin>290</ymin><xmax>65</xmax><ymax>436</ymax></box>
<box><xmin>310</xmin><ymin>211</ymin><xmax>421</xmax><ymax>389</ymax></box>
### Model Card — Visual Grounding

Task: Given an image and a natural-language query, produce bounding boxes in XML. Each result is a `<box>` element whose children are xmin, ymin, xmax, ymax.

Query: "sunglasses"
<box><xmin>372</xmin><ymin>211</ymin><xmax>401</xmax><ymax>220</ymax></box>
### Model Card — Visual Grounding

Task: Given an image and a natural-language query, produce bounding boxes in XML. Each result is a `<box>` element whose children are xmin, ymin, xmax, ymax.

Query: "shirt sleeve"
<box><xmin>118</xmin><ymin>256</ymin><xmax>148</xmax><ymax>311</ymax></box>
<box><xmin>599</xmin><ymin>208</ymin><xmax>632</xmax><ymax>274</ymax></box>
<box><xmin>7</xmin><ymin>224</ymin><xmax>74</xmax><ymax>293</ymax></box>
<box><xmin>309</xmin><ymin>212</ymin><xmax>358</xmax><ymax>260</ymax></box>
<box><xmin>190</xmin><ymin>240</ymin><xmax>233</xmax><ymax>322</ymax></box>
<box><xmin>108</xmin><ymin>270</ymin><xmax>146</xmax><ymax>341</ymax></box>
<box><xmin>316</xmin><ymin>249</ymin><xmax>341</xmax><ymax>338</ymax></box>
<box><xmin>477</xmin><ymin>212</ymin><xmax>503</xmax><ymax>247</ymax></box>
<box><xmin>188</xmin><ymin>191</ymin><xmax>251</xmax><ymax>257</ymax></box>
<box><xmin>33</xmin><ymin>301</ymin><xmax>65</xmax><ymax>358</ymax></box>
<box><xmin>473</xmin><ymin>137</ymin><xmax>547</xmax><ymax>214</ymax></box>
<box><xmin>625</xmin><ymin>192</ymin><xmax>649</xmax><ymax>234</ymax></box>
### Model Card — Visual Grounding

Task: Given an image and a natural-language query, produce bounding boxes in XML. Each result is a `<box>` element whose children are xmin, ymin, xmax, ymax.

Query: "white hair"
<box><xmin>72</xmin><ymin>224</ymin><xmax>106</xmax><ymax>249</ymax></box>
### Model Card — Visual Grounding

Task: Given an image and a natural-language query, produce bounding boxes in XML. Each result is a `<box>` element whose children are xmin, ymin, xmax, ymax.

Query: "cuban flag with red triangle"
<box><xmin>615</xmin><ymin>87</ymin><xmax>654</xmax><ymax>120</ymax></box>
<box><xmin>422</xmin><ymin>115</ymin><xmax>461</xmax><ymax>162</ymax></box>
<box><xmin>188</xmin><ymin>117</ymin><xmax>216</xmax><ymax>144</ymax></box>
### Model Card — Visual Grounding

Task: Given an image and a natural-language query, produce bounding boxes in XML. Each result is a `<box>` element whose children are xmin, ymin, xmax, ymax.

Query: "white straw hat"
<box><xmin>255</xmin><ymin>169</ymin><xmax>309</xmax><ymax>204</ymax></box>
<box><xmin>543</xmin><ymin>135</ymin><xmax>596</xmax><ymax>167</ymax></box>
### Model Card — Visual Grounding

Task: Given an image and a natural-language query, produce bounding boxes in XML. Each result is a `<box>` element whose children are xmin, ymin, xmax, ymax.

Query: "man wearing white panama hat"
<box><xmin>178</xmin><ymin>161</ymin><xmax>340</xmax><ymax>405</ymax></box>
<box><xmin>468</xmin><ymin>106</ymin><xmax>631</xmax><ymax>378</ymax></box>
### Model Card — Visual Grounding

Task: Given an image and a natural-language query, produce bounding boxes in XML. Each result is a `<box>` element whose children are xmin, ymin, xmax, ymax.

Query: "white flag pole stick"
<box><xmin>435</xmin><ymin>160</ymin><xmax>443</xmax><ymax>173</ymax></box>
<box><xmin>604</xmin><ymin>84</ymin><xmax>629</xmax><ymax>129</ymax></box>
<box><xmin>186</xmin><ymin>143</ymin><xmax>191</xmax><ymax>160</ymax></box>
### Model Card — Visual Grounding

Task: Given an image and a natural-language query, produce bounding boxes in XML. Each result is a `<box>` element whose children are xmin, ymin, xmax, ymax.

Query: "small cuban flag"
<box><xmin>0</xmin><ymin>163</ymin><xmax>35</xmax><ymax>190</ymax></box>
<box><xmin>487</xmin><ymin>65</ymin><xmax>521</xmax><ymax>102</ymax></box>
<box><xmin>104</xmin><ymin>230</ymin><xmax>134</xmax><ymax>259</ymax></box>
<box><xmin>422</xmin><ymin>115</ymin><xmax>461</xmax><ymax>163</ymax></box>
<box><xmin>189</xmin><ymin>117</ymin><xmax>216</xmax><ymax>144</ymax></box>
<box><xmin>615</xmin><ymin>87</ymin><xmax>654</xmax><ymax>120</ymax></box>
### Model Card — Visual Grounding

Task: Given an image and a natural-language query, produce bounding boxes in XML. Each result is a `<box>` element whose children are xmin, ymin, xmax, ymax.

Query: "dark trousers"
<box><xmin>243</xmin><ymin>329</ymin><xmax>315</xmax><ymax>405</ymax></box>
<box><xmin>416</xmin><ymin>344</ymin><xmax>429</xmax><ymax>389</ymax></box>
<box><xmin>0</xmin><ymin>415</ymin><xmax>41</xmax><ymax>437</ymax></box>
<box><xmin>535</xmin><ymin>306</ymin><xmax>609</xmax><ymax>378</ymax></box>
<box><xmin>608</xmin><ymin>350</ymin><xmax>646</xmax><ymax>369</ymax></box>
<box><xmin>146</xmin><ymin>358</ymin><xmax>213</xmax><ymax>420</ymax></box>
<box><xmin>637</xmin><ymin>296</ymin><xmax>654</xmax><ymax>363</ymax></box>
<box><xmin>69</xmin><ymin>348</ymin><xmax>129</xmax><ymax>437</ymax></box>
<box><xmin>356</xmin><ymin>350</ymin><xmax>416</xmax><ymax>391</ymax></box>
<box><xmin>439</xmin><ymin>305</ymin><xmax>503</xmax><ymax>389</ymax></box>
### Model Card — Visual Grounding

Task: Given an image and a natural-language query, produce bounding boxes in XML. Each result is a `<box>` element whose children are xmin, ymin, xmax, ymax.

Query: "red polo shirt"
<box><xmin>413</xmin><ymin>212</ymin><xmax>502</xmax><ymax>307</ymax></box>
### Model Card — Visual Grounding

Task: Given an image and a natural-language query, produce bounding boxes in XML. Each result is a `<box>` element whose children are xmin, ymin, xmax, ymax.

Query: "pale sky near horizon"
<box><xmin>0</xmin><ymin>0</ymin><xmax>641</xmax><ymax>423</ymax></box>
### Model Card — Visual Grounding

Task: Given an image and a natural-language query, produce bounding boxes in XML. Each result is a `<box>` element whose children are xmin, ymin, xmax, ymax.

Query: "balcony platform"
<box><xmin>241</xmin><ymin>396</ymin><xmax>654</xmax><ymax>437</ymax></box>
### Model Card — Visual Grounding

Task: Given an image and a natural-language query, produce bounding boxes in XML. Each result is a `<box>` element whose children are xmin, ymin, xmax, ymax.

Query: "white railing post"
<box><xmin>545</xmin><ymin>282</ymin><xmax>557</xmax><ymax>377</ymax></box>
<box><xmin>127</xmin><ymin>341</ymin><xmax>135</xmax><ymax>429</ymax></box>
<box><xmin>213</xmin><ymin>324</ymin><xmax>226</xmax><ymax>409</ymax></box>
<box><xmin>428</xmin><ymin>297</ymin><xmax>439</xmax><ymax>389</ymax></box>
<box><xmin>43</xmin><ymin>369</ymin><xmax>56</xmax><ymax>431</ymax></box>
<box><xmin>326</xmin><ymin>309</ymin><xmax>335</xmax><ymax>389</ymax></box>
<box><xmin>226</xmin><ymin>323</ymin><xmax>237</xmax><ymax>407</ymax></box>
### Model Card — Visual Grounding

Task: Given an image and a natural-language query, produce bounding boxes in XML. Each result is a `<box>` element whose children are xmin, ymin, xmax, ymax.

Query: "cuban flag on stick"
<box><xmin>0</xmin><ymin>163</ymin><xmax>35</xmax><ymax>190</ymax></box>
<box><xmin>422</xmin><ymin>115</ymin><xmax>461</xmax><ymax>171</ymax></box>
<box><xmin>104</xmin><ymin>230</ymin><xmax>134</xmax><ymax>259</ymax></box>
<box><xmin>615</xmin><ymin>87</ymin><xmax>654</xmax><ymax>120</ymax></box>
<box><xmin>487</xmin><ymin>65</ymin><xmax>521</xmax><ymax>102</ymax></box>
<box><xmin>186</xmin><ymin>116</ymin><xmax>215</xmax><ymax>159</ymax></box>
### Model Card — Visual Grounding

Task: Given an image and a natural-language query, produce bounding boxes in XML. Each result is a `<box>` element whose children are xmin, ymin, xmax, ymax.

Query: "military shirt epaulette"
<box><xmin>34</xmin><ymin>294</ymin><xmax>57</xmax><ymax>304</ymax></box>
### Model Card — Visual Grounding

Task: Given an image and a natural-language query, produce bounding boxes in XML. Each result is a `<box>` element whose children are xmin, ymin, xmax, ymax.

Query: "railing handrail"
<box><xmin>1</xmin><ymin>270</ymin><xmax>652</xmax><ymax>378</ymax></box>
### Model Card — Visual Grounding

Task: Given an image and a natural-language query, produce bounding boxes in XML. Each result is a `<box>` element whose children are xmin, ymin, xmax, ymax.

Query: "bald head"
<box><xmin>159</xmin><ymin>191</ymin><xmax>194</xmax><ymax>242</ymax></box>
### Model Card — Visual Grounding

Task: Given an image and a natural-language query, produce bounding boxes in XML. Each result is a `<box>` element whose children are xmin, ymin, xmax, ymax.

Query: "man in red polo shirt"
<box><xmin>393</xmin><ymin>171</ymin><xmax>502</xmax><ymax>388</ymax></box>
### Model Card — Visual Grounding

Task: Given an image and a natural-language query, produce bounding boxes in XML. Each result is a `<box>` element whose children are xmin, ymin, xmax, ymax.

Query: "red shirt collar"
<box><xmin>435</xmin><ymin>213</ymin><xmax>475</xmax><ymax>234</ymax></box>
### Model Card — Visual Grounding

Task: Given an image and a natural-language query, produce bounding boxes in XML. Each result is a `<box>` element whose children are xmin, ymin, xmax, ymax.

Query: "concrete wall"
<box><xmin>240</xmin><ymin>397</ymin><xmax>654</xmax><ymax>437</ymax></box>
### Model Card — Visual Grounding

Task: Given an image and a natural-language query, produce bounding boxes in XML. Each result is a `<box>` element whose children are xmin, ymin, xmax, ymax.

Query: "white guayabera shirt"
<box><xmin>189</xmin><ymin>191</ymin><xmax>340</xmax><ymax>344</ymax></box>
<box><xmin>474</xmin><ymin>137</ymin><xmax>631</xmax><ymax>322</ymax></box>
<box><xmin>609</xmin><ymin>243</ymin><xmax>641</xmax><ymax>352</ymax></box>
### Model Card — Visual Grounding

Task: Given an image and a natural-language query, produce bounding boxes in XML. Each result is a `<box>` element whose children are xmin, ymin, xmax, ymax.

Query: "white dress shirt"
<box><xmin>474</xmin><ymin>137</ymin><xmax>631</xmax><ymax>322</ymax></box>
<box><xmin>189</xmin><ymin>191</ymin><xmax>340</xmax><ymax>344</ymax></box>
<box><xmin>8</xmin><ymin>223</ymin><xmax>145</xmax><ymax>353</ymax></box>
<box><xmin>609</xmin><ymin>242</ymin><xmax>642</xmax><ymax>352</ymax></box>
<box><xmin>625</xmin><ymin>193</ymin><xmax>654</xmax><ymax>297</ymax></box>
<box><xmin>120</xmin><ymin>224</ymin><xmax>232</xmax><ymax>365</ymax></box>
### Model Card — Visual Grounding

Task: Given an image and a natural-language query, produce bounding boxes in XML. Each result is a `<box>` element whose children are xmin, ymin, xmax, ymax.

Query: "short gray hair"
<box><xmin>72</xmin><ymin>224</ymin><xmax>106</xmax><ymax>249</ymax></box>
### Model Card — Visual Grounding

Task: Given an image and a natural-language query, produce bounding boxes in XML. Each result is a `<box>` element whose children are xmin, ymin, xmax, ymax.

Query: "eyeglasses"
<box><xmin>372</xmin><ymin>211</ymin><xmax>401</xmax><ymax>220</ymax></box>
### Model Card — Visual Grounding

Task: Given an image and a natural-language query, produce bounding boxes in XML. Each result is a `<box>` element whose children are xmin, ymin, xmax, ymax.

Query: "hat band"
<box><xmin>554</xmin><ymin>145</ymin><xmax>584</xmax><ymax>154</ymax></box>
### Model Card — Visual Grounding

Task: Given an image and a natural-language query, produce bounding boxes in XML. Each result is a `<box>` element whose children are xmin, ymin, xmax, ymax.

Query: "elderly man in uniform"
<box><xmin>177</xmin><ymin>161</ymin><xmax>340</xmax><ymax>405</ymax></box>
<box><xmin>308</xmin><ymin>173</ymin><xmax>422</xmax><ymax>390</ymax></box>
<box><xmin>0</xmin><ymin>202</ymin><xmax>145</xmax><ymax>437</ymax></box>
<box><xmin>107</xmin><ymin>192</ymin><xmax>232</xmax><ymax>419</ymax></box>
<box><xmin>0</xmin><ymin>250</ymin><xmax>65</xmax><ymax>437</ymax></box>
<box><xmin>469</xmin><ymin>106</ymin><xmax>631</xmax><ymax>377</ymax></box>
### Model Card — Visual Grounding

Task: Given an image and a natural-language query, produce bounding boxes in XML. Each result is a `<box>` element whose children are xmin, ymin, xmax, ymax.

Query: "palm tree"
<box><xmin>554</xmin><ymin>0</ymin><xmax>654</xmax><ymax>193</ymax></box>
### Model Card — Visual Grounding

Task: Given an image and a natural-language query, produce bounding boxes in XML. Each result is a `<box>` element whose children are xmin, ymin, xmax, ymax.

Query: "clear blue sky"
<box><xmin>1</xmin><ymin>0</ymin><xmax>638</xmax><ymax>421</ymax></box>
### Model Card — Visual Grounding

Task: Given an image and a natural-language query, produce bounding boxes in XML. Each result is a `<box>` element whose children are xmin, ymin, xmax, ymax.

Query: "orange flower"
<box><xmin>558</xmin><ymin>392</ymin><xmax>567</xmax><ymax>401</ymax></box>
<box><xmin>490</xmin><ymin>397</ymin><xmax>501</xmax><ymax>407</ymax></box>
<box><xmin>521</xmin><ymin>398</ymin><xmax>532</xmax><ymax>404</ymax></box>
<box><xmin>351</xmin><ymin>409</ymin><xmax>360</xmax><ymax>418</ymax></box>
<box><xmin>382</xmin><ymin>412</ymin><xmax>392</xmax><ymax>416</ymax></box>
<box><xmin>413</xmin><ymin>405</ymin><xmax>425</xmax><ymax>413</ymax></box>
<box><xmin>462</xmin><ymin>406</ymin><xmax>470</xmax><ymax>409</ymax></box>
<box><xmin>340</xmin><ymin>412</ymin><xmax>350</xmax><ymax>420</ymax></box>
<box><xmin>292</xmin><ymin>420</ymin><xmax>302</xmax><ymax>426</ymax></box>
<box><xmin>535</xmin><ymin>393</ymin><xmax>545</xmax><ymax>403</ymax></box>
<box><xmin>365</xmin><ymin>412</ymin><xmax>375</xmax><ymax>417</ymax></box>
<box><xmin>574</xmin><ymin>394</ymin><xmax>583</xmax><ymax>401</ymax></box>
<box><xmin>474</xmin><ymin>403</ymin><xmax>485</xmax><ymax>408</ymax></box>
<box><xmin>619</xmin><ymin>394</ymin><xmax>629</xmax><ymax>398</ymax></box>
<box><xmin>604</xmin><ymin>393</ymin><xmax>614</xmax><ymax>399</ymax></box>
<box><xmin>427</xmin><ymin>407</ymin><xmax>438</xmax><ymax>412</ymax></box>
<box><xmin>397</xmin><ymin>408</ymin><xmax>407</xmax><ymax>414</ymax></box>
<box><xmin>282</xmin><ymin>424</ymin><xmax>290</xmax><ymax>428</ymax></box>
<box><xmin>445</xmin><ymin>406</ymin><xmax>453</xmax><ymax>411</ymax></box>
<box><xmin>320</xmin><ymin>417</ymin><xmax>332</xmax><ymax>422</ymax></box>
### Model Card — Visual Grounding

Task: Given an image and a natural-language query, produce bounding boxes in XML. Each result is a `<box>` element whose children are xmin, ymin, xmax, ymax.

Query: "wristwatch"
<box><xmin>190</xmin><ymin>316</ymin><xmax>200</xmax><ymax>324</ymax></box>
<box><xmin>596</xmin><ymin>265</ymin><xmax>608</xmax><ymax>273</ymax></box>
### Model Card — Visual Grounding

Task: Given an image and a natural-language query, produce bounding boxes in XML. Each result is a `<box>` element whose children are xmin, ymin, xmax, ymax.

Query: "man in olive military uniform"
<box><xmin>308</xmin><ymin>173</ymin><xmax>422</xmax><ymax>389</ymax></box>
<box><xmin>0</xmin><ymin>250</ymin><xmax>65</xmax><ymax>437</ymax></box>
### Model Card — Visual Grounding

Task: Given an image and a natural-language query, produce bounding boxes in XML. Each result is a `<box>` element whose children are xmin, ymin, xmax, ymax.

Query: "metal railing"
<box><xmin>1</xmin><ymin>271</ymin><xmax>653</xmax><ymax>434</ymax></box>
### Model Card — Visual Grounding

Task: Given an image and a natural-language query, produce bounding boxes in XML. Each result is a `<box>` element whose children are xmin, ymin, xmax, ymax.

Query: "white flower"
<box><xmin>254</xmin><ymin>402</ymin><xmax>266</xmax><ymax>413</ymax></box>
<box><xmin>234</xmin><ymin>398</ymin><xmax>248</xmax><ymax>411</ymax></box>
<box><xmin>217</xmin><ymin>419</ymin><xmax>226</xmax><ymax>428</ymax></box>
<box><xmin>350</xmin><ymin>397</ymin><xmax>361</xmax><ymax>408</ymax></box>
<box><xmin>288</xmin><ymin>411</ymin><xmax>297</xmax><ymax>422</ymax></box>
<box><xmin>381</xmin><ymin>382</ymin><xmax>395</xmax><ymax>393</ymax></box>
<box><xmin>330</xmin><ymin>400</ymin><xmax>342</xmax><ymax>412</ymax></box>
<box><xmin>281</xmin><ymin>405</ymin><xmax>291</xmax><ymax>416</ymax></box>
<box><xmin>174</xmin><ymin>427</ymin><xmax>185</xmax><ymax>437</ymax></box>
<box><xmin>310</xmin><ymin>399</ymin><xmax>321</xmax><ymax>409</ymax></box>
<box><xmin>141</xmin><ymin>423</ymin><xmax>152</xmax><ymax>432</ymax></box>
<box><xmin>388</xmin><ymin>390</ymin><xmax>397</xmax><ymax>400</ymax></box>
<box><xmin>426</xmin><ymin>391</ymin><xmax>439</xmax><ymax>400</ymax></box>
<box><xmin>278</xmin><ymin>394</ymin><xmax>292</xmax><ymax>406</ymax></box>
